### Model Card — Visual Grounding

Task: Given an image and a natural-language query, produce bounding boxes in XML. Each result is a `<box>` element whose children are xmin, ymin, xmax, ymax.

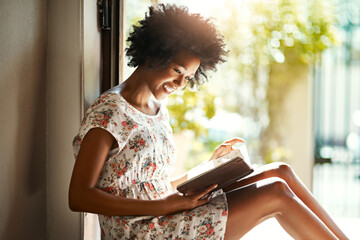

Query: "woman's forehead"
<box><xmin>171</xmin><ymin>50</ymin><xmax>200</xmax><ymax>72</ymax></box>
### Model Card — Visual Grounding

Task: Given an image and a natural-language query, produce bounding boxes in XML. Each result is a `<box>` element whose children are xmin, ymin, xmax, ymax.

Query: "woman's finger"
<box><xmin>224</xmin><ymin>137</ymin><xmax>244</xmax><ymax>145</ymax></box>
<box><xmin>220</xmin><ymin>143</ymin><xmax>232</xmax><ymax>148</ymax></box>
<box><xmin>219</xmin><ymin>145</ymin><xmax>232</xmax><ymax>155</ymax></box>
<box><xmin>193</xmin><ymin>184</ymin><xmax>218</xmax><ymax>200</ymax></box>
<box><xmin>209</xmin><ymin>144</ymin><xmax>233</xmax><ymax>160</ymax></box>
<box><xmin>219</xmin><ymin>144</ymin><xmax>233</xmax><ymax>152</ymax></box>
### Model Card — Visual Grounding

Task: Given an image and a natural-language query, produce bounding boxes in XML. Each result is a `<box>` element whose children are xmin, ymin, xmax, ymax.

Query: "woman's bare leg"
<box><xmin>224</xmin><ymin>177</ymin><xmax>338</xmax><ymax>240</ymax></box>
<box><xmin>223</xmin><ymin>162</ymin><xmax>348</xmax><ymax>239</ymax></box>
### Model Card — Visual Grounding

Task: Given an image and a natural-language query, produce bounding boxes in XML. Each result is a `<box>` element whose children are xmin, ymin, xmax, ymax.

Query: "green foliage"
<box><xmin>167</xmin><ymin>86</ymin><xmax>219</xmax><ymax>170</ymax></box>
<box><xmin>252</xmin><ymin>0</ymin><xmax>339</xmax><ymax>162</ymax></box>
<box><xmin>125</xmin><ymin>0</ymin><xmax>340</xmax><ymax>166</ymax></box>
<box><xmin>264</xmin><ymin>146</ymin><xmax>294</xmax><ymax>164</ymax></box>
<box><xmin>167</xmin><ymin>86</ymin><xmax>216</xmax><ymax>138</ymax></box>
<box><xmin>185</xmin><ymin>138</ymin><xmax>223</xmax><ymax>171</ymax></box>
<box><xmin>250</xmin><ymin>0</ymin><xmax>339</xmax><ymax>64</ymax></box>
<box><xmin>209</xmin><ymin>0</ymin><xmax>339</xmax><ymax>163</ymax></box>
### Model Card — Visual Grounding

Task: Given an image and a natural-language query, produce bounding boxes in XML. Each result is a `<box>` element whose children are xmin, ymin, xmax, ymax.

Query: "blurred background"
<box><xmin>124</xmin><ymin>0</ymin><xmax>360</xmax><ymax>238</ymax></box>
<box><xmin>1</xmin><ymin>0</ymin><xmax>358</xmax><ymax>239</ymax></box>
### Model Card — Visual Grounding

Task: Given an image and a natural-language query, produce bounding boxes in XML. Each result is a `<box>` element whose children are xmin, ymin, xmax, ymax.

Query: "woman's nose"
<box><xmin>174</xmin><ymin>75</ymin><xmax>187</xmax><ymax>88</ymax></box>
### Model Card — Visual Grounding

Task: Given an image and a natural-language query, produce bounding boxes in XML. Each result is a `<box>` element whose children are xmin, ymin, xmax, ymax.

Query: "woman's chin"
<box><xmin>154</xmin><ymin>90</ymin><xmax>172</xmax><ymax>101</ymax></box>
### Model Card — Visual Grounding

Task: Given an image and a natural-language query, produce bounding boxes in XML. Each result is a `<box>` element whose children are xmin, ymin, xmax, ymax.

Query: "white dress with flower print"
<box><xmin>73</xmin><ymin>93</ymin><xmax>228</xmax><ymax>240</ymax></box>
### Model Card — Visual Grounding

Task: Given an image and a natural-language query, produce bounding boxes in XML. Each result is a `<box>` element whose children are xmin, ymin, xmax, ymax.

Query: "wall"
<box><xmin>283</xmin><ymin>70</ymin><xmax>313</xmax><ymax>189</ymax></box>
<box><xmin>83</xmin><ymin>0</ymin><xmax>101</xmax><ymax>109</ymax></box>
<box><xmin>0</xmin><ymin>0</ymin><xmax>94</xmax><ymax>239</ymax></box>
<box><xmin>46</xmin><ymin>0</ymin><xmax>82</xmax><ymax>239</ymax></box>
<box><xmin>0</xmin><ymin>0</ymin><xmax>48</xmax><ymax>239</ymax></box>
<box><xmin>82</xmin><ymin>0</ymin><xmax>102</xmax><ymax>239</ymax></box>
<box><xmin>270</xmin><ymin>62</ymin><xmax>314</xmax><ymax>188</ymax></box>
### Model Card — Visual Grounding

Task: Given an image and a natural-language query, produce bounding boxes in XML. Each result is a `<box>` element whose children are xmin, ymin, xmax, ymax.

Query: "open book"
<box><xmin>177</xmin><ymin>144</ymin><xmax>254</xmax><ymax>195</ymax></box>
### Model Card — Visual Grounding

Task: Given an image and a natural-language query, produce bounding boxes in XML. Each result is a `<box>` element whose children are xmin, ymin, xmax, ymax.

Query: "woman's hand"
<box><xmin>161</xmin><ymin>184</ymin><xmax>218</xmax><ymax>215</ymax></box>
<box><xmin>209</xmin><ymin>137</ymin><xmax>244</xmax><ymax>161</ymax></box>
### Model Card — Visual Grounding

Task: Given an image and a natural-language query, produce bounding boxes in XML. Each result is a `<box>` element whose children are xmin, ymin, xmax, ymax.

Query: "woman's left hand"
<box><xmin>209</xmin><ymin>137</ymin><xmax>244</xmax><ymax>161</ymax></box>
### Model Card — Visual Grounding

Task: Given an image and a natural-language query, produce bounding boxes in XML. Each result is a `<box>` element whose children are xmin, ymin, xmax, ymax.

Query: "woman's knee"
<box><xmin>227</xmin><ymin>177</ymin><xmax>292</xmax><ymax>208</ymax></box>
<box><xmin>259</xmin><ymin>177</ymin><xmax>294</xmax><ymax>201</ymax></box>
<box><xmin>247</xmin><ymin>177</ymin><xmax>295</xmax><ymax>214</ymax></box>
<box><xmin>265</xmin><ymin>162</ymin><xmax>295</xmax><ymax>183</ymax></box>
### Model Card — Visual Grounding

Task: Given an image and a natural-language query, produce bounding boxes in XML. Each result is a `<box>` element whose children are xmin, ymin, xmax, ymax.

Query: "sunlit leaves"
<box><xmin>167</xmin><ymin>86</ymin><xmax>216</xmax><ymax>138</ymax></box>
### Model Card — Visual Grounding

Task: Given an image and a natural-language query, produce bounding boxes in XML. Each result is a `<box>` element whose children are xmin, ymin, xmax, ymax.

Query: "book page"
<box><xmin>238</xmin><ymin>144</ymin><xmax>251</xmax><ymax>165</ymax></box>
<box><xmin>177</xmin><ymin>142</ymin><xmax>254</xmax><ymax>194</ymax></box>
<box><xmin>212</xmin><ymin>149</ymin><xmax>242</xmax><ymax>167</ymax></box>
<box><xmin>186</xmin><ymin>144</ymin><xmax>250</xmax><ymax>180</ymax></box>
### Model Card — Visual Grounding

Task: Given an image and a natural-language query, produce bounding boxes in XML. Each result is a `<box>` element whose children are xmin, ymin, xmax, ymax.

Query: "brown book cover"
<box><xmin>177</xmin><ymin>148</ymin><xmax>253</xmax><ymax>195</ymax></box>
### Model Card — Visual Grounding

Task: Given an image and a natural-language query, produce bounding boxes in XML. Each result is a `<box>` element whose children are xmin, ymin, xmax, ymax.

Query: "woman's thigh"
<box><xmin>224</xmin><ymin>177</ymin><xmax>292</xmax><ymax>240</ymax></box>
<box><xmin>223</xmin><ymin>162</ymin><xmax>293</xmax><ymax>193</ymax></box>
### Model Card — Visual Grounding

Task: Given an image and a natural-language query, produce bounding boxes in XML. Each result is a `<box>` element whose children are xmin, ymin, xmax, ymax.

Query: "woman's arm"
<box><xmin>68</xmin><ymin>128</ymin><xmax>216</xmax><ymax>216</ymax></box>
<box><xmin>170</xmin><ymin>173</ymin><xmax>187</xmax><ymax>191</ymax></box>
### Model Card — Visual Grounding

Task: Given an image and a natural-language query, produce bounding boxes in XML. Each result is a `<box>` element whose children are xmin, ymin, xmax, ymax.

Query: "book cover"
<box><xmin>177</xmin><ymin>144</ymin><xmax>253</xmax><ymax>195</ymax></box>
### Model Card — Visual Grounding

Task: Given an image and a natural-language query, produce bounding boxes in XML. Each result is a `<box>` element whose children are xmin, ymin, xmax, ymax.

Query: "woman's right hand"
<box><xmin>160</xmin><ymin>184</ymin><xmax>218</xmax><ymax>215</ymax></box>
<box><xmin>209</xmin><ymin>137</ymin><xmax>244</xmax><ymax>161</ymax></box>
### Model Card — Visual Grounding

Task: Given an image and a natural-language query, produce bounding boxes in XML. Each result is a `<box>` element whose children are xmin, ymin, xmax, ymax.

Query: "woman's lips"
<box><xmin>163</xmin><ymin>82</ymin><xmax>177</xmax><ymax>94</ymax></box>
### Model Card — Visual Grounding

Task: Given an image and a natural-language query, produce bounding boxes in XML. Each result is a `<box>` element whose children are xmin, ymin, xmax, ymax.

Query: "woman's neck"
<box><xmin>120</xmin><ymin>66</ymin><xmax>160</xmax><ymax>115</ymax></box>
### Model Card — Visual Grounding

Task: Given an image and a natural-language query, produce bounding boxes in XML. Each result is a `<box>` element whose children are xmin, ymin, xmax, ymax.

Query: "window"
<box><xmin>313</xmin><ymin>0</ymin><xmax>360</xmax><ymax>217</ymax></box>
<box><xmin>98</xmin><ymin>0</ymin><xmax>124</xmax><ymax>92</ymax></box>
<box><xmin>84</xmin><ymin>0</ymin><xmax>359</xmax><ymax>239</ymax></box>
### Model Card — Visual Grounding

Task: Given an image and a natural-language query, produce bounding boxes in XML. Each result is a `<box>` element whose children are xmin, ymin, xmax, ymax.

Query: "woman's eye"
<box><xmin>173</xmin><ymin>68</ymin><xmax>181</xmax><ymax>74</ymax></box>
<box><xmin>185</xmin><ymin>76</ymin><xmax>193</xmax><ymax>81</ymax></box>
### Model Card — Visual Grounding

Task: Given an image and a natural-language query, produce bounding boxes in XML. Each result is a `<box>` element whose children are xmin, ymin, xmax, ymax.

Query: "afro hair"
<box><xmin>125</xmin><ymin>4</ymin><xmax>227</xmax><ymax>87</ymax></box>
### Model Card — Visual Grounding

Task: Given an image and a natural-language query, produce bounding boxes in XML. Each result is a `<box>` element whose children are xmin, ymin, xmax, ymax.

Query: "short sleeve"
<box><xmin>72</xmin><ymin>93</ymin><xmax>131</xmax><ymax>160</ymax></box>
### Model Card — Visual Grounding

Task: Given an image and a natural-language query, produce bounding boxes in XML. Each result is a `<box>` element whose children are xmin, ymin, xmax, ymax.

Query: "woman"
<box><xmin>69</xmin><ymin>4</ymin><xmax>348</xmax><ymax>240</ymax></box>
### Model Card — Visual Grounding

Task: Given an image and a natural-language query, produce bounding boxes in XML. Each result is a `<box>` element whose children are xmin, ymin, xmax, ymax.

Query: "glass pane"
<box><xmin>313</xmin><ymin>0</ymin><xmax>360</xmax><ymax>219</ymax></box>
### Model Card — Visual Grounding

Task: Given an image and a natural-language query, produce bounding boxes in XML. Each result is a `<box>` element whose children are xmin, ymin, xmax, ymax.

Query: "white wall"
<box><xmin>82</xmin><ymin>1</ymin><xmax>102</xmax><ymax>239</ymax></box>
<box><xmin>270</xmin><ymin>62</ymin><xmax>314</xmax><ymax>189</ymax></box>
<box><xmin>46</xmin><ymin>0</ymin><xmax>82</xmax><ymax>239</ymax></box>
<box><xmin>0</xmin><ymin>0</ymin><xmax>100</xmax><ymax>239</ymax></box>
<box><xmin>83</xmin><ymin>0</ymin><xmax>101</xmax><ymax>110</ymax></box>
<box><xmin>282</xmin><ymin>70</ymin><xmax>314</xmax><ymax>189</ymax></box>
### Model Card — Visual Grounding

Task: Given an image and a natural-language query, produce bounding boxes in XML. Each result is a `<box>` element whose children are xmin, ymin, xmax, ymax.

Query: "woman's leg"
<box><xmin>224</xmin><ymin>177</ymin><xmax>338</xmax><ymax>240</ymax></box>
<box><xmin>223</xmin><ymin>162</ymin><xmax>348</xmax><ymax>240</ymax></box>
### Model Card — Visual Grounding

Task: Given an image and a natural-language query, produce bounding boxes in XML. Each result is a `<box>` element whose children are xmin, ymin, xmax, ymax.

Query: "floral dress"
<box><xmin>72</xmin><ymin>93</ymin><xmax>228</xmax><ymax>240</ymax></box>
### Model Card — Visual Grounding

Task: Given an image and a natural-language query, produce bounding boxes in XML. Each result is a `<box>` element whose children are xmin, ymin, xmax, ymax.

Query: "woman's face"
<box><xmin>146</xmin><ymin>50</ymin><xmax>201</xmax><ymax>100</ymax></box>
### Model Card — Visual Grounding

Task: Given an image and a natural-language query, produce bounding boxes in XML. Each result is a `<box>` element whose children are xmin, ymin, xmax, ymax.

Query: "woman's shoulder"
<box><xmin>88</xmin><ymin>91</ymin><xmax>154</xmax><ymax>123</ymax></box>
<box><xmin>102</xmin><ymin>85</ymin><xmax>123</xmax><ymax>95</ymax></box>
<box><xmin>88</xmin><ymin>92</ymin><xmax>122</xmax><ymax>112</ymax></box>
<box><xmin>87</xmin><ymin>85</ymin><xmax>123</xmax><ymax>110</ymax></box>
<box><xmin>89</xmin><ymin>83</ymin><xmax>128</xmax><ymax>111</ymax></box>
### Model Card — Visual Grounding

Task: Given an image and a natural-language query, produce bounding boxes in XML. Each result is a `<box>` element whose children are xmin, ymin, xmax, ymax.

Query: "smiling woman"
<box><xmin>145</xmin><ymin>50</ymin><xmax>200</xmax><ymax>97</ymax></box>
<box><xmin>125</xmin><ymin>3</ymin><xmax>226</xmax><ymax>87</ymax></box>
<box><xmin>69</xmin><ymin>3</ymin><xmax>348</xmax><ymax>240</ymax></box>
<box><xmin>112</xmin><ymin>50</ymin><xmax>200</xmax><ymax>115</ymax></box>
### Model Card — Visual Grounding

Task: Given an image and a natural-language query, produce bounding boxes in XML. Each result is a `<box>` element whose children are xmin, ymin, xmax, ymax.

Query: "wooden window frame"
<box><xmin>98</xmin><ymin>0</ymin><xmax>125</xmax><ymax>92</ymax></box>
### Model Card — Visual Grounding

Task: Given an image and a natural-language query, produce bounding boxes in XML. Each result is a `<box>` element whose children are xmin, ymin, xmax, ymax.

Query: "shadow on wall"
<box><xmin>1</xmin><ymin>1</ymin><xmax>47</xmax><ymax>239</ymax></box>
